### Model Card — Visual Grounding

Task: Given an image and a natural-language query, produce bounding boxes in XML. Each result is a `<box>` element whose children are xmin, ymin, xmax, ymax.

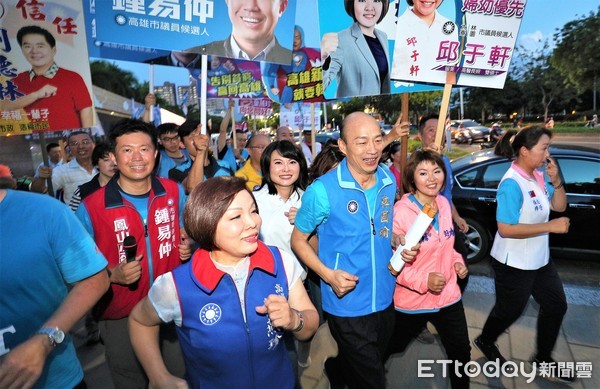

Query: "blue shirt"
<box><xmin>497</xmin><ymin>178</ymin><xmax>555</xmax><ymax>224</ymax></box>
<box><xmin>0</xmin><ymin>190</ymin><xmax>107</xmax><ymax>389</ymax></box>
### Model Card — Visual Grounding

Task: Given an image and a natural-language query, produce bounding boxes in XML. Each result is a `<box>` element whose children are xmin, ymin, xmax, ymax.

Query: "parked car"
<box><xmin>451</xmin><ymin>145</ymin><xmax>600</xmax><ymax>264</ymax></box>
<box><xmin>315</xmin><ymin>131</ymin><xmax>340</xmax><ymax>146</ymax></box>
<box><xmin>449</xmin><ymin>119</ymin><xmax>490</xmax><ymax>144</ymax></box>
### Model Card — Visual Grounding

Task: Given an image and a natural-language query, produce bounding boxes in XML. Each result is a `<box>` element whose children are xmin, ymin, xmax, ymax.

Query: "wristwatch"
<box><xmin>292</xmin><ymin>309</ymin><xmax>304</xmax><ymax>333</ymax></box>
<box><xmin>36</xmin><ymin>327</ymin><xmax>65</xmax><ymax>347</ymax></box>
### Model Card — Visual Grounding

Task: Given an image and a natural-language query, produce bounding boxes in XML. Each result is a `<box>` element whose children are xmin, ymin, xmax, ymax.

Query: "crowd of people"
<box><xmin>0</xmin><ymin>109</ymin><xmax>577</xmax><ymax>388</ymax></box>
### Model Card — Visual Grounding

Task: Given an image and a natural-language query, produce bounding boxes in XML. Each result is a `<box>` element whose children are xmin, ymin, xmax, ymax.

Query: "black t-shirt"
<box><xmin>364</xmin><ymin>34</ymin><xmax>388</xmax><ymax>91</ymax></box>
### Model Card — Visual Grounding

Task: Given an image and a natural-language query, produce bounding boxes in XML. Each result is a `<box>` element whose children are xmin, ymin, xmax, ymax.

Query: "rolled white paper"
<box><xmin>388</xmin><ymin>203</ymin><xmax>437</xmax><ymax>275</ymax></box>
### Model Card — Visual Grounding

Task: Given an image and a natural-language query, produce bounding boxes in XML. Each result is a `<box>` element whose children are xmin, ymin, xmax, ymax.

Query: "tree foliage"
<box><xmin>551</xmin><ymin>7</ymin><xmax>600</xmax><ymax>93</ymax></box>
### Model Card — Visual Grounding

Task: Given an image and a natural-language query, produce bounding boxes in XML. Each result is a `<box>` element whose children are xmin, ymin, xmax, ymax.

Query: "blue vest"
<box><xmin>172</xmin><ymin>243</ymin><xmax>294</xmax><ymax>389</ymax></box>
<box><xmin>157</xmin><ymin>148</ymin><xmax>190</xmax><ymax>178</ymax></box>
<box><xmin>317</xmin><ymin>159</ymin><xmax>396</xmax><ymax>317</ymax></box>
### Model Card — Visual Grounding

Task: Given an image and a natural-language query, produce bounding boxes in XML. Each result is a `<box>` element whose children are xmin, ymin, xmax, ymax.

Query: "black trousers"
<box><xmin>387</xmin><ymin>301</ymin><xmax>471</xmax><ymax>389</ymax></box>
<box><xmin>327</xmin><ymin>304</ymin><xmax>395</xmax><ymax>389</ymax></box>
<box><xmin>480</xmin><ymin>259</ymin><xmax>567</xmax><ymax>360</ymax></box>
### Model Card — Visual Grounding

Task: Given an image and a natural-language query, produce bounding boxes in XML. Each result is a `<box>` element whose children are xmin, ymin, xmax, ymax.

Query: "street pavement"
<box><xmin>74</xmin><ymin>274</ymin><xmax>599</xmax><ymax>388</ymax></box>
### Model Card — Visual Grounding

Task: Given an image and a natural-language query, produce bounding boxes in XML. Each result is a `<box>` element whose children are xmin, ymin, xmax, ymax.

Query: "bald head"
<box><xmin>276</xmin><ymin>126</ymin><xmax>294</xmax><ymax>142</ymax></box>
<box><xmin>340</xmin><ymin>112</ymin><xmax>379</xmax><ymax>142</ymax></box>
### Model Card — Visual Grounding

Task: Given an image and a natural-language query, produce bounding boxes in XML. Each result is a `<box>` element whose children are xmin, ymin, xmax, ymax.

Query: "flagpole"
<box><xmin>200</xmin><ymin>55</ymin><xmax>207</xmax><ymax>134</ymax></box>
<box><xmin>149</xmin><ymin>64</ymin><xmax>154</xmax><ymax>123</ymax></box>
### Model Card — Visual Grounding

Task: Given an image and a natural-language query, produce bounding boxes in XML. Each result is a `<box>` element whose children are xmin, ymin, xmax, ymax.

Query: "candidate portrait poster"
<box><xmin>95</xmin><ymin>0</ymin><xmax>297</xmax><ymax>65</ymax></box>
<box><xmin>0</xmin><ymin>0</ymin><xmax>95</xmax><ymax>134</ymax></box>
<box><xmin>391</xmin><ymin>0</ymin><xmax>526</xmax><ymax>88</ymax></box>
<box><xmin>260</xmin><ymin>0</ymin><xmax>324</xmax><ymax>104</ymax></box>
<box><xmin>280</xmin><ymin>102</ymin><xmax>321</xmax><ymax>130</ymax></box>
<box><xmin>318</xmin><ymin>0</ymin><xmax>441</xmax><ymax>100</ymax></box>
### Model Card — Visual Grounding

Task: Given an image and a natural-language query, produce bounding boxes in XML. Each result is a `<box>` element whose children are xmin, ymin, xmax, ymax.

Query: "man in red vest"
<box><xmin>76</xmin><ymin>119</ymin><xmax>191</xmax><ymax>387</ymax></box>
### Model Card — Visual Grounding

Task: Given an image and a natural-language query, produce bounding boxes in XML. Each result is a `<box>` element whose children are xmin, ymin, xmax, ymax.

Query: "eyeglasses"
<box><xmin>248</xmin><ymin>145</ymin><xmax>267</xmax><ymax>150</ymax></box>
<box><xmin>161</xmin><ymin>135</ymin><xmax>180</xmax><ymax>143</ymax></box>
<box><xmin>69</xmin><ymin>139</ymin><xmax>93</xmax><ymax>147</ymax></box>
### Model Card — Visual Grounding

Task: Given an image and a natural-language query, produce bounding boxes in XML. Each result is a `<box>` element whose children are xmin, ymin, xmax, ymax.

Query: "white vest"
<box><xmin>490</xmin><ymin>167</ymin><xmax>551</xmax><ymax>270</ymax></box>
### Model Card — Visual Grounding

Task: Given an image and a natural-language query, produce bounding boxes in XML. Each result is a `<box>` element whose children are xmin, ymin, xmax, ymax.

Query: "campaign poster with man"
<box><xmin>391</xmin><ymin>0</ymin><xmax>526</xmax><ymax>88</ymax></box>
<box><xmin>0</xmin><ymin>0</ymin><xmax>95</xmax><ymax>134</ymax></box>
<box><xmin>94</xmin><ymin>0</ymin><xmax>297</xmax><ymax>65</ymax></box>
<box><xmin>260</xmin><ymin>0</ymin><xmax>324</xmax><ymax>104</ymax></box>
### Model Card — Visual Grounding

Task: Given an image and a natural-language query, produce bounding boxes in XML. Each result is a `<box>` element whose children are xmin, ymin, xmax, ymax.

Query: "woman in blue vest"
<box><xmin>129</xmin><ymin>176</ymin><xmax>318</xmax><ymax>388</ymax></box>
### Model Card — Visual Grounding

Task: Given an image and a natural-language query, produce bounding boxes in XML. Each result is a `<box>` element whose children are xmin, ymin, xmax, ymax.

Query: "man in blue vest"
<box><xmin>292</xmin><ymin>112</ymin><xmax>417</xmax><ymax>389</ymax></box>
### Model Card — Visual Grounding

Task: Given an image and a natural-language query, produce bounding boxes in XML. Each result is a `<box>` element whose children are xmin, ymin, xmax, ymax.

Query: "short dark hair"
<box><xmin>46</xmin><ymin>142</ymin><xmax>60</xmax><ymax>153</ymax></box>
<box><xmin>157</xmin><ymin>122</ymin><xmax>180</xmax><ymax>137</ymax></box>
<box><xmin>17</xmin><ymin>25</ymin><xmax>56</xmax><ymax>48</ymax></box>
<box><xmin>184</xmin><ymin>176</ymin><xmax>256</xmax><ymax>251</ymax></box>
<box><xmin>259</xmin><ymin>140</ymin><xmax>308</xmax><ymax>195</ymax></box>
<box><xmin>402</xmin><ymin>149</ymin><xmax>447</xmax><ymax>194</ymax></box>
<box><xmin>494</xmin><ymin>126</ymin><xmax>552</xmax><ymax>159</ymax></box>
<box><xmin>418</xmin><ymin>113</ymin><xmax>439</xmax><ymax>134</ymax></box>
<box><xmin>344</xmin><ymin>0</ymin><xmax>390</xmax><ymax>24</ymax></box>
<box><xmin>67</xmin><ymin>130</ymin><xmax>93</xmax><ymax>143</ymax></box>
<box><xmin>108</xmin><ymin>119</ymin><xmax>158</xmax><ymax>151</ymax></box>
<box><xmin>177</xmin><ymin>119</ymin><xmax>200</xmax><ymax>139</ymax></box>
<box><xmin>92</xmin><ymin>142</ymin><xmax>112</xmax><ymax>166</ymax></box>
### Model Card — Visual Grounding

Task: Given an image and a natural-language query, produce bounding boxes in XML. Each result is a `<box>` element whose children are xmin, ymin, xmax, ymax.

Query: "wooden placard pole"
<box><xmin>399</xmin><ymin>93</ymin><xmax>409</xmax><ymax>196</ymax></box>
<box><xmin>310</xmin><ymin>103</ymin><xmax>316</xmax><ymax>159</ymax></box>
<box><xmin>231</xmin><ymin>101</ymin><xmax>237</xmax><ymax>151</ymax></box>
<box><xmin>435</xmin><ymin>83</ymin><xmax>453</xmax><ymax>148</ymax></box>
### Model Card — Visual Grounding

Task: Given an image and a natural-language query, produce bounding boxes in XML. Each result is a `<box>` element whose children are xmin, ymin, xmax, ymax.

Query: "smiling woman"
<box><xmin>128</xmin><ymin>176</ymin><xmax>318</xmax><ymax>388</ymax></box>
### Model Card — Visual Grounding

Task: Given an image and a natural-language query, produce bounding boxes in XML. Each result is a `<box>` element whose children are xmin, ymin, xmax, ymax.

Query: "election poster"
<box><xmin>94</xmin><ymin>0</ymin><xmax>297</xmax><ymax>65</ymax></box>
<box><xmin>318</xmin><ymin>0</ymin><xmax>441</xmax><ymax>100</ymax></box>
<box><xmin>260</xmin><ymin>0</ymin><xmax>324</xmax><ymax>104</ymax></box>
<box><xmin>391</xmin><ymin>0</ymin><xmax>526</xmax><ymax>88</ymax></box>
<box><xmin>0</xmin><ymin>0</ymin><xmax>95</xmax><ymax>135</ymax></box>
<box><xmin>200</xmin><ymin>55</ymin><xmax>265</xmax><ymax>99</ymax></box>
<box><xmin>84</xmin><ymin>0</ymin><xmax>170</xmax><ymax>63</ymax></box>
<box><xmin>280</xmin><ymin>102</ymin><xmax>321</xmax><ymax>130</ymax></box>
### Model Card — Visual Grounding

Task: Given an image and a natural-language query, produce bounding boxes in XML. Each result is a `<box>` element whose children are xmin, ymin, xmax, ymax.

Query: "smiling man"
<box><xmin>6</xmin><ymin>25</ymin><xmax>93</xmax><ymax>130</ymax></box>
<box><xmin>76</xmin><ymin>119</ymin><xmax>190</xmax><ymax>387</ymax></box>
<box><xmin>193</xmin><ymin>0</ymin><xmax>292</xmax><ymax>63</ymax></box>
<box><xmin>291</xmin><ymin>112</ymin><xmax>417</xmax><ymax>388</ymax></box>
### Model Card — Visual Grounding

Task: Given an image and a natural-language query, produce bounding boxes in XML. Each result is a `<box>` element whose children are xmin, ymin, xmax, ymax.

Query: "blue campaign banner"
<box><xmin>318</xmin><ymin>0</ymin><xmax>441</xmax><ymax>100</ymax></box>
<box><xmin>95</xmin><ymin>0</ymin><xmax>297</xmax><ymax>65</ymax></box>
<box><xmin>84</xmin><ymin>0</ymin><xmax>170</xmax><ymax>63</ymax></box>
<box><xmin>260</xmin><ymin>0</ymin><xmax>324</xmax><ymax>104</ymax></box>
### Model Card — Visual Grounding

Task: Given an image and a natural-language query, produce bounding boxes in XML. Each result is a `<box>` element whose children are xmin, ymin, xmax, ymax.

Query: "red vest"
<box><xmin>84</xmin><ymin>175</ymin><xmax>182</xmax><ymax>319</ymax></box>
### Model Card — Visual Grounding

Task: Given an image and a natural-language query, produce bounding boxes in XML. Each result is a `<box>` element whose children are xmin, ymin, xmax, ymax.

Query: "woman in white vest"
<box><xmin>473</xmin><ymin>127</ymin><xmax>575</xmax><ymax>383</ymax></box>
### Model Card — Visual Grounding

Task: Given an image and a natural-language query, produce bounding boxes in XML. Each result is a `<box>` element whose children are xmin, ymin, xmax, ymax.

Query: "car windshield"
<box><xmin>462</xmin><ymin>120</ymin><xmax>480</xmax><ymax>127</ymax></box>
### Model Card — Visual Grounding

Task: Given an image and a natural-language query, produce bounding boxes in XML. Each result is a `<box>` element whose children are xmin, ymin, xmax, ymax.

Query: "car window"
<box><xmin>481</xmin><ymin>161</ymin><xmax>511</xmax><ymax>189</ymax></box>
<box><xmin>557</xmin><ymin>158</ymin><xmax>600</xmax><ymax>195</ymax></box>
<box><xmin>456</xmin><ymin>168</ymin><xmax>479</xmax><ymax>188</ymax></box>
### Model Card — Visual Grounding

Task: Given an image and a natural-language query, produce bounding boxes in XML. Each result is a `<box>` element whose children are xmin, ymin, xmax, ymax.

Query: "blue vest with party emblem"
<box><xmin>317</xmin><ymin>158</ymin><xmax>396</xmax><ymax>317</ymax></box>
<box><xmin>171</xmin><ymin>242</ymin><xmax>293</xmax><ymax>389</ymax></box>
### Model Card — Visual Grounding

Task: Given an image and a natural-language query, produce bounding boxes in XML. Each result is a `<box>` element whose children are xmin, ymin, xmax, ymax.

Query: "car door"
<box><xmin>551</xmin><ymin>156</ymin><xmax>600</xmax><ymax>256</ymax></box>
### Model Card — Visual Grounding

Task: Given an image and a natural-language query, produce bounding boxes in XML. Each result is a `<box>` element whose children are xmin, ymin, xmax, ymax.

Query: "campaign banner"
<box><xmin>84</xmin><ymin>0</ymin><xmax>169</xmax><ymax>63</ymax></box>
<box><xmin>280</xmin><ymin>102</ymin><xmax>321</xmax><ymax>130</ymax></box>
<box><xmin>0</xmin><ymin>0</ymin><xmax>95</xmax><ymax>134</ymax></box>
<box><xmin>95</xmin><ymin>0</ymin><xmax>297</xmax><ymax>65</ymax></box>
<box><xmin>238</xmin><ymin>98</ymin><xmax>272</xmax><ymax>117</ymax></box>
<box><xmin>391</xmin><ymin>0</ymin><xmax>526</xmax><ymax>89</ymax></box>
<box><xmin>200</xmin><ymin>56</ymin><xmax>265</xmax><ymax>99</ymax></box>
<box><xmin>260</xmin><ymin>0</ymin><xmax>324</xmax><ymax>104</ymax></box>
<box><xmin>318</xmin><ymin>0</ymin><xmax>441</xmax><ymax>100</ymax></box>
